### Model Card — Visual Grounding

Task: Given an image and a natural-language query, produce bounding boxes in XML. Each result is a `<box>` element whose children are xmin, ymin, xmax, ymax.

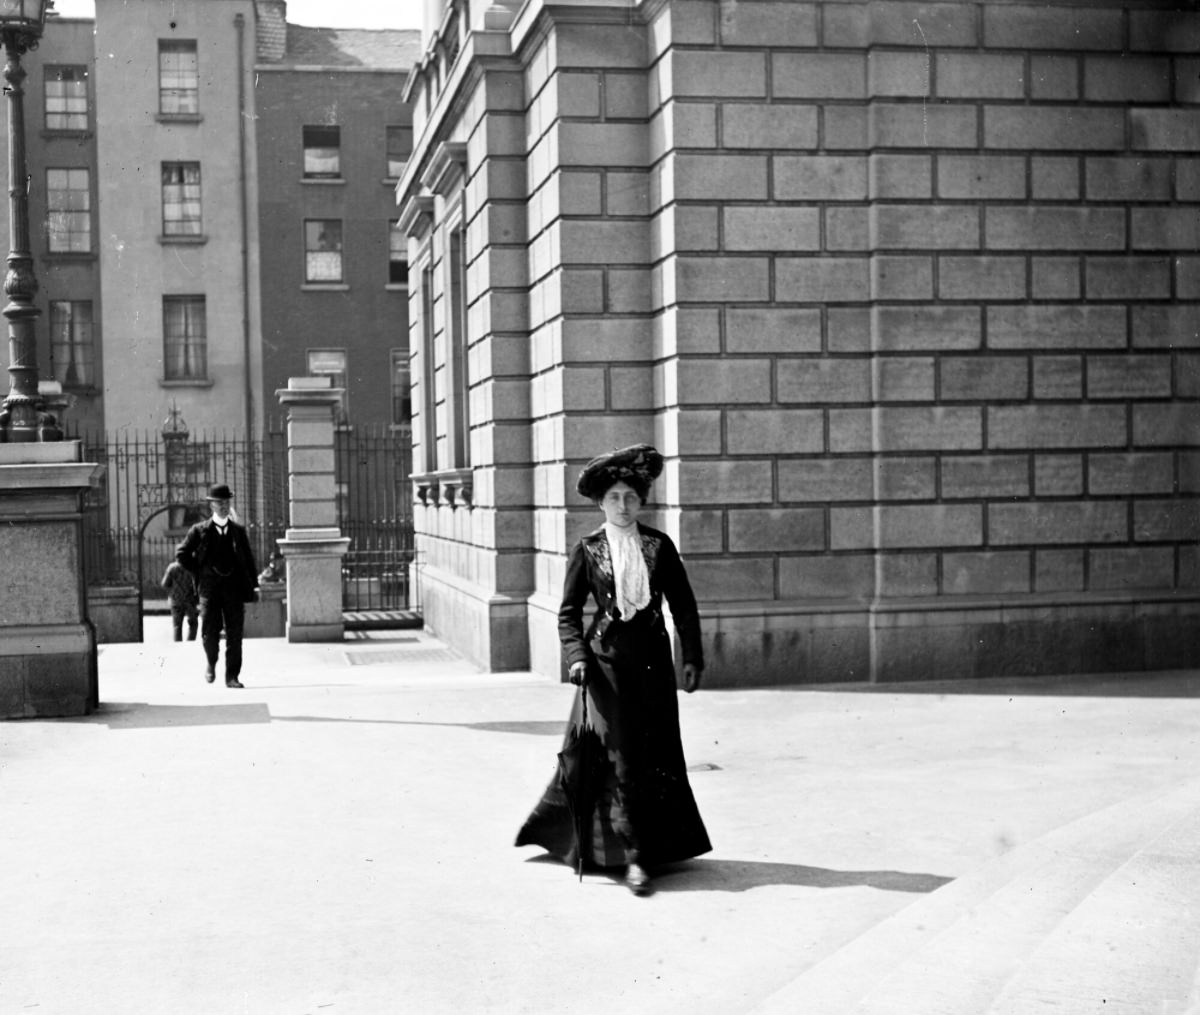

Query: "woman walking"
<box><xmin>516</xmin><ymin>444</ymin><xmax>711</xmax><ymax>895</ymax></box>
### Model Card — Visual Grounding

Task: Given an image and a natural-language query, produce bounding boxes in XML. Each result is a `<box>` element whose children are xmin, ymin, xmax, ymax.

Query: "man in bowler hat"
<box><xmin>175</xmin><ymin>483</ymin><xmax>260</xmax><ymax>688</ymax></box>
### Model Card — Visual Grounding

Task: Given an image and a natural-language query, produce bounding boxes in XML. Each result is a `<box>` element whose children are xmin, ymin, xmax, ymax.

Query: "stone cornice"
<box><xmin>510</xmin><ymin>0</ymin><xmax>646</xmax><ymax>56</ymax></box>
<box><xmin>278</xmin><ymin>531</ymin><xmax>351</xmax><ymax>556</ymax></box>
<box><xmin>421</xmin><ymin>141</ymin><xmax>468</xmax><ymax>195</ymax></box>
<box><xmin>397</xmin><ymin>194</ymin><xmax>436</xmax><ymax>238</ymax></box>
<box><xmin>397</xmin><ymin>29</ymin><xmax>520</xmax><ymax>210</ymax></box>
<box><xmin>0</xmin><ymin>462</ymin><xmax>104</xmax><ymax>490</ymax></box>
<box><xmin>275</xmin><ymin>387</ymin><xmax>345</xmax><ymax>409</ymax></box>
<box><xmin>0</xmin><ymin>440</ymin><xmax>103</xmax><ymax>490</ymax></box>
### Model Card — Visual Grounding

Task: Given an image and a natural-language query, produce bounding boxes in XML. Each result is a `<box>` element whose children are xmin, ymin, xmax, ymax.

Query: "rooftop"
<box><xmin>281</xmin><ymin>25</ymin><xmax>422</xmax><ymax>70</ymax></box>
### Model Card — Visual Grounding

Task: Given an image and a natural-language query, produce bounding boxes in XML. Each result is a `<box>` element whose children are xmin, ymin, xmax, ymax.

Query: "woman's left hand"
<box><xmin>683</xmin><ymin>663</ymin><xmax>702</xmax><ymax>693</ymax></box>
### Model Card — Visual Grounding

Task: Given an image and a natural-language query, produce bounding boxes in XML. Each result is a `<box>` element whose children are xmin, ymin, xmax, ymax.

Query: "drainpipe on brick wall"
<box><xmin>234</xmin><ymin>12</ymin><xmax>257</xmax><ymax>508</ymax></box>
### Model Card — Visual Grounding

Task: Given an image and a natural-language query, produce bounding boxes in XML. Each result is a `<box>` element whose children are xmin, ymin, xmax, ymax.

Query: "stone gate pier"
<box><xmin>276</xmin><ymin>377</ymin><xmax>349</xmax><ymax>642</ymax></box>
<box><xmin>0</xmin><ymin>442</ymin><xmax>103</xmax><ymax>718</ymax></box>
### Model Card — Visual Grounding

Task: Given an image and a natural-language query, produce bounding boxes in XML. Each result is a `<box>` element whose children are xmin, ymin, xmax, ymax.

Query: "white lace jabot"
<box><xmin>604</xmin><ymin>522</ymin><xmax>649</xmax><ymax>620</ymax></box>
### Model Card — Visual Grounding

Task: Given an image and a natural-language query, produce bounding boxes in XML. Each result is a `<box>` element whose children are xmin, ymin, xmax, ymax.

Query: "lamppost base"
<box><xmin>0</xmin><ymin>398</ymin><xmax>65</xmax><ymax>443</ymax></box>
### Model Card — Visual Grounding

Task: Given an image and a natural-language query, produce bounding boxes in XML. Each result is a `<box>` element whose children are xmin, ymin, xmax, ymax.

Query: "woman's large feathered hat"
<box><xmin>576</xmin><ymin>444</ymin><xmax>664</xmax><ymax>500</ymax></box>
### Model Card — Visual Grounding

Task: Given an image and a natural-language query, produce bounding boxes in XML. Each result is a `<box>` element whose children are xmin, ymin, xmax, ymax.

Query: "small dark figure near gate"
<box><xmin>258</xmin><ymin>550</ymin><xmax>286</xmax><ymax>585</ymax></box>
<box><xmin>175</xmin><ymin>483</ymin><xmax>260</xmax><ymax>689</ymax></box>
<box><xmin>160</xmin><ymin>560</ymin><xmax>199</xmax><ymax>642</ymax></box>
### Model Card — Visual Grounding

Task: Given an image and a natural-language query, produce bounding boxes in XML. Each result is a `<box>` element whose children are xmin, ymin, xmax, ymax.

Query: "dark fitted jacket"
<box><xmin>175</xmin><ymin>518</ymin><xmax>260</xmax><ymax>602</ymax></box>
<box><xmin>558</xmin><ymin>522</ymin><xmax>704</xmax><ymax>673</ymax></box>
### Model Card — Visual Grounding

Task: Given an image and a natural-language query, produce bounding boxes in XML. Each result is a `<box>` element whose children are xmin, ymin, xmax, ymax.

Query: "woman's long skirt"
<box><xmin>515</xmin><ymin>614</ymin><xmax>711</xmax><ymax>869</ymax></box>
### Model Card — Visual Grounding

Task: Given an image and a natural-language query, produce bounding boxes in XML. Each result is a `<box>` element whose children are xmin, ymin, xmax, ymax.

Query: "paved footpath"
<box><xmin>4</xmin><ymin>617</ymin><xmax>1200</xmax><ymax>1015</ymax></box>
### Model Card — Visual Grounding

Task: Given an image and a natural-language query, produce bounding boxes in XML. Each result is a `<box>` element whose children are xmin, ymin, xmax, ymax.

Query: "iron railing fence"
<box><xmin>69</xmin><ymin>420</ymin><xmax>417</xmax><ymax>611</ymax></box>
<box><xmin>68</xmin><ymin>422</ymin><xmax>290</xmax><ymax>597</ymax></box>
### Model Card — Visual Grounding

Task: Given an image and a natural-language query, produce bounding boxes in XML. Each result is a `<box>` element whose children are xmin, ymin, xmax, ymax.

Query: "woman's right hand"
<box><xmin>568</xmin><ymin>662</ymin><xmax>588</xmax><ymax>686</ymax></box>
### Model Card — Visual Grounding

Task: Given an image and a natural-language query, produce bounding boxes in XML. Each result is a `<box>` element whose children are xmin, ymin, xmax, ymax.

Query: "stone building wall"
<box><xmin>93</xmin><ymin>0</ymin><xmax>264</xmax><ymax>436</ymax></box>
<box><xmin>399</xmin><ymin>0</ymin><xmax>1200</xmax><ymax>683</ymax></box>
<box><xmin>402</xmin><ymin>51</ymin><xmax>533</xmax><ymax>671</ymax></box>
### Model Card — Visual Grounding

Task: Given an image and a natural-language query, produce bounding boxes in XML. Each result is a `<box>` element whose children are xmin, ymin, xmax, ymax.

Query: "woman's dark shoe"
<box><xmin>625</xmin><ymin>863</ymin><xmax>652</xmax><ymax>896</ymax></box>
<box><xmin>204</xmin><ymin>664</ymin><xmax>216</xmax><ymax>683</ymax></box>
<box><xmin>226</xmin><ymin>679</ymin><xmax>244</xmax><ymax>689</ymax></box>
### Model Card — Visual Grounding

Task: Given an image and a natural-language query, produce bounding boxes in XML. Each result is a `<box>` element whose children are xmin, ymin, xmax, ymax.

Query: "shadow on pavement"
<box><xmin>652</xmin><ymin>858</ymin><xmax>953</xmax><ymax>895</ymax></box>
<box><xmin>273</xmin><ymin>715</ymin><xmax>566</xmax><ymax>735</ymax></box>
<box><xmin>66</xmin><ymin>701</ymin><xmax>271</xmax><ymax>728</ymax></box>
<box><xmin>524</xmin><ymin>854</ymin><xmax>953</xmax><ymax>895</ymax></box>
<box><xmin>717</xmin><ymin>670</ymin><xmax>1200</xmax><ymax>700</ymax></box>
<box><xmin>63</xmin><ymin>703</ymin><xmax>565</xmax><ymax>734</ymax></box>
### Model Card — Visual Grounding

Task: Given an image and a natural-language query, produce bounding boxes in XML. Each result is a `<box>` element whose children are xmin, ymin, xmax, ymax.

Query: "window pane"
<box><xmin>308</xmin><ymin>349</ymin><xmax>346</xmax><ymax>376</ymax></box>
<box><xmin>304</xmin><ymin>147</ymin><xmax>340</xmax><ymax>177</ymax></box>
<box><xmin>448</xmin><ymin>228</ymin><xmax>469</xmax><ymax>468</ymax></box>
<box><xmin>163</xmin><ymin>295</ymin><xmax>207</xmax><ymax>380</ymax></box>
<box><xmin>386</xmin><ymin>125</ymin><xmax>412</xmax><ymax>178</ymax></box>
<box><xmin>46</xmin><ymin>168</ymin><xmax>90</xmax><ymax>252</ymax></box>
<box><xmin>390</xmin><ymin>351</ymin><xmax>411</xmax><ymax>426</ymax></box>
<box><xmin>305</xmin><ymin>220</ymin><xmax>343</xmax><ymax>282</ymax></box>
<box><xmin>308</xmin><ymin>349</ymin><xmax>348</xmax><ymax>421</ymax></box>
<box><xmin>303</xmin><ymin>125</ymin><xmax>341</xmax><ymax>178</ymax></box>
<box><xmin>389</xmin><ymin>223</ymin><xmax>407</xmax><ymax>285</ymax></box>
<box><xmin>159</xmin><ymin>41</ymin><xmax>198</xmax><ymax>114</ymax></box>
<box><xmin>304</xmin><ymin>125</ymin><xmax>339</xmax><ymax>148</ymax></box>
<box><xmin>50</xmin><ymin>300</ymin><xmax>94</xmax><ymax>388</ymax></box>
<box><xmin>44</xmin><ymin>66</ymin><xmax>87</xmax><ymax>131</ymax></box>
<box><xmin>162</xmin><ymin>161</ymin><xmax>202</xmax><ymax>235</ymax></box>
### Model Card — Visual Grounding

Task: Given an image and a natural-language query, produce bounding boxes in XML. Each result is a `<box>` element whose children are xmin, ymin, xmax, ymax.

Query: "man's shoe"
<box><xmin>226</xmin><ymin>679</ymin><xmax>245</xmax><ymax>689</ymax></box>
<box><xmin>204</xmin><ymin>664</ymin><xmax>216</xmax><ymax>684</ymax></box>
<box><xmin>624</xmin><ymin>863</ymin><xmax>652</xmax><ymax>896</ymax></box>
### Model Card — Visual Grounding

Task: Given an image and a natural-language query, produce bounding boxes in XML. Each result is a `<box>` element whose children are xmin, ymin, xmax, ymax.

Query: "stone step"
<box><xmin>342</xmin><ymin>609</ymin><xmax>423</xmax><ymax>631</ymax></box>
<box><xmin>987</xmin><ymin>801</ymin><xmax>1200</xmax><ymax>1014</ymax></box>
<box><xmin>750</xmin><ymin>778</ymin><xmax>1200</xmax><ymax>1015</ymax></box>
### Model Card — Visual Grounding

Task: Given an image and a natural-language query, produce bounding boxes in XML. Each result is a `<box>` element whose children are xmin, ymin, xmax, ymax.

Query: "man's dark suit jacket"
<box><xmin>175</xmin><ymin>518</ymin><xmax>260</xmax><ymax>602</ymax></box>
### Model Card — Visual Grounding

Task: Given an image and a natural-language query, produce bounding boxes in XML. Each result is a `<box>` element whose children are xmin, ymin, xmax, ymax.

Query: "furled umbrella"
<box><xmin>556</xmin><ymin>680</ymin><xmax>606</xmax><ymax>881</ymax></box>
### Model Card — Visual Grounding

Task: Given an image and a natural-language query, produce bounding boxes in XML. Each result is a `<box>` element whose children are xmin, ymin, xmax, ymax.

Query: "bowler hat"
<box><xmin>576</xmin><ymin>444</ymin><xmax>663</xmax><ymax>501</ymax></box>
<box><xmin>206</xmin><ymin>483</ymin><xmax>234</xmax><ymax>501</ymax></box>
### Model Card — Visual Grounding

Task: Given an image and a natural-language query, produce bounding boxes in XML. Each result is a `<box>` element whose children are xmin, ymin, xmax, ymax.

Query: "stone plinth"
<box><xmin>278</xmin><ymin>528</ymin><xmax>349</xmax><ymax>642</ymax></box>
<box><xmin>87</xmin><ymin>584</ymin><xmax>140</xmax><ymax>644</ymax></box>
<box><xmin>0</xmin><ymin>441</ymin><xmax>104</xmax><ymax>718</ymax></box>
<box><xmin>245</xmin><ymin>582</ymin><xmax>287</xmax><ymax>639</ymax></box>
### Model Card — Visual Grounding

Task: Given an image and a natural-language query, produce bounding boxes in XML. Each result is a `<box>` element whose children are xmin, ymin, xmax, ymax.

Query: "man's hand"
<box><xmin>683</xmin><ymin>663</ymin><xmax>702</xmax><ymax>693</ymax></box>
<box><xmin>568</xmin><ymin>662</ymin><xmax>588</xmax><ymax>686</ymax></box>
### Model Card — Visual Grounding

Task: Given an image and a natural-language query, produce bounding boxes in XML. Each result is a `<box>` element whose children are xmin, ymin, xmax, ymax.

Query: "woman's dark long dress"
<box><xmin>516</xmin><ymin>523</ymin><xmax>712</xmax><ymax>869</ymax></box>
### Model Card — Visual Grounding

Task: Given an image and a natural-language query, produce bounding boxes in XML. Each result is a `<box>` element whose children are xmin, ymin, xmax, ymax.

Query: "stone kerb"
<box><xmin>275</xmin><ymin>378</ymin><xmax>350</xmax><ymax>643</ymax></box>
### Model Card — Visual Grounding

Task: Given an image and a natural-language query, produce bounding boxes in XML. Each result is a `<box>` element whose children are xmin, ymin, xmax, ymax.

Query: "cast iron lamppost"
<box><xmin>0</xmin><ymin>0</ymin><xmax>53</xmax><ymax>443</ymax></box>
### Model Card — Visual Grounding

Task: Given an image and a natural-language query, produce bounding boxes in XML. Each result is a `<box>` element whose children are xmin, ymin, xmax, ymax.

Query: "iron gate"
<box><xmin>72</xmin><ymin>416</ymin><xmax>289</xmax><ymax>599</ymax></box>
<box><xmin>72</xmin><ymin>417</ymin><xmax>416</xmax><ymax>613</ymax></box>
<box><xmin>335</xmin><ymin>424</ymin><xmax>416</xmax><ymax>612</ymax></box>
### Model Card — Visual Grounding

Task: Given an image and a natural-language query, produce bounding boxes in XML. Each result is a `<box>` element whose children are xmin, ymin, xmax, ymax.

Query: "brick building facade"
<box><xmin>255</xmin><ymin>6</ymin><xmax>419</xmax><ymax>428</ymax></box>
<box><xmin>11</xmin><ymin>16</ymin><xmax>102</xmax><ymax>433</ymax></box>
<box><xmin>0</xmin><ymin>1</ymin><xmax>416</xmax><ymax>439</ymax></box>
<box><xmin>398</xmin><ymin>0</ymin><xmax>1200</xmax><ymax>683</ymax></box>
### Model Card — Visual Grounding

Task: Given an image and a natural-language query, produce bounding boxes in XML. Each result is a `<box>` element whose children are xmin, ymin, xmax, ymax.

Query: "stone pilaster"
<box><xmin>275</xmin><ymin>377</ymin><xmax>349</xmax><ymax>643</ymax></box>
<box><xmin>0</xmin><ymin>442</ymin><xmax>103</xmax><ymax>718</ymax></box>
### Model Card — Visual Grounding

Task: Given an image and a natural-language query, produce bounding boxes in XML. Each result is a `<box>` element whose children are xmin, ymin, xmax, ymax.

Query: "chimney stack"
<box><xmin>255</xmin><ymin>0</ymin><xmax>287</xmax><ymax>63</ymax></box>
